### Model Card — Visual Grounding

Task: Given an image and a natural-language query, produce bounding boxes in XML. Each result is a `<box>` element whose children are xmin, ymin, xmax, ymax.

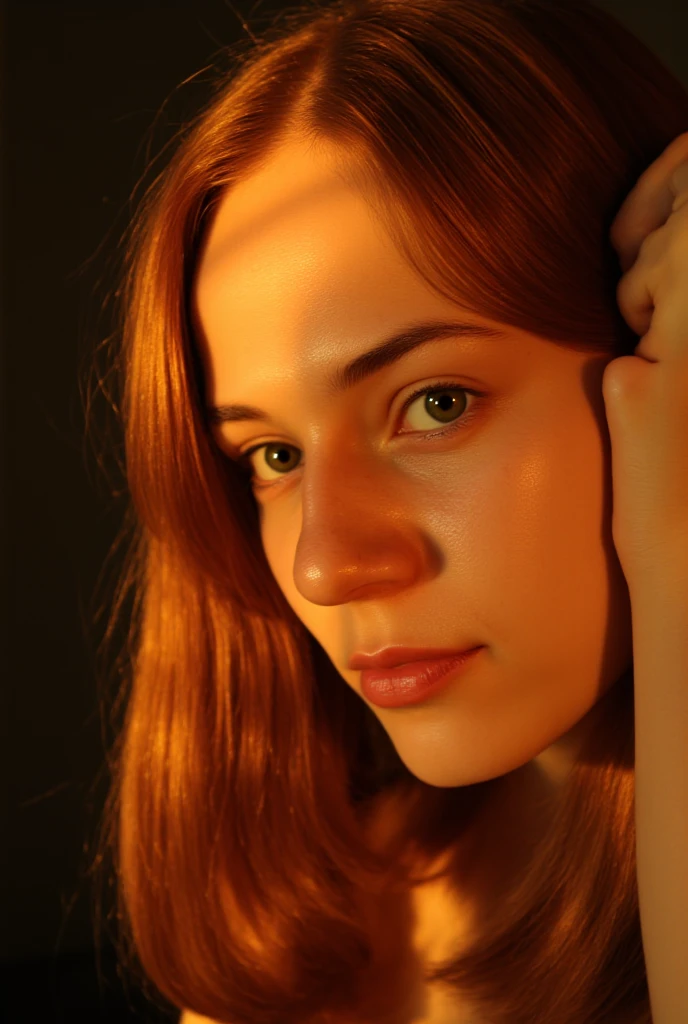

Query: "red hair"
<box><xmin>86</xmin><ymin>1</ymin><xmax>688</xmax><ymax>1021</ymax></box>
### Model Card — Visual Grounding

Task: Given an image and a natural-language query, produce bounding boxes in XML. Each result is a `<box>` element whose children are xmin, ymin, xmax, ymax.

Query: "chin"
<box><xmin>397</xmin><ymin>756</ymin><xmax>520</xmax><ymax>789</ymax></box>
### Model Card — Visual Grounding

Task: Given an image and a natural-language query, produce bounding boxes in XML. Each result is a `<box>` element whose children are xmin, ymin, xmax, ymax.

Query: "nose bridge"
<box><xmin>291</xmin><ymin>452</ymin><xmax>436</xmax><ymax>605</ymax></box>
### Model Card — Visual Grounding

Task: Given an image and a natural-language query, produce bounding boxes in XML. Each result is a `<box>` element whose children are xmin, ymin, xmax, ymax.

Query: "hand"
<box><xmin>602</xmin><ymin>132</ymin><xmax>688</xmax><ymax>580</ymax></box>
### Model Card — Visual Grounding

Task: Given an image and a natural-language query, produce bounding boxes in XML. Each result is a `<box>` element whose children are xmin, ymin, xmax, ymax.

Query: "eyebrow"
<box><xmin>206</xmin><ymin>318</ymin><xmax>506</xmax><ymax>426</ymax></box>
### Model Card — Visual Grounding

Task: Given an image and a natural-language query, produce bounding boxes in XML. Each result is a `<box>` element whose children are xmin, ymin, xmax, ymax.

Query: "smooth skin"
<box><xmin>191</xmin><ymin>136</ymin><xmax>634</xmax><ymax>889</ymax></box>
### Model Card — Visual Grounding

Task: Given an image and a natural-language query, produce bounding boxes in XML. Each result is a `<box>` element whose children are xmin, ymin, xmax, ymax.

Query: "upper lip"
<box><xmin>348</xmin><ymin>645</ymin><xmax>480</xmax><ymax>670</ymax></box>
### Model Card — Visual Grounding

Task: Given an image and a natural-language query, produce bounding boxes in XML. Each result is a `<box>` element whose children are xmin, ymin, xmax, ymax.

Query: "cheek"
<box><xmin>489</xmin><ymin>430</ymin><xmax>629</xmax><ymax>667</ymax></box>
<box><xmin>450</xmin><ymin>421</ymin><xmax>609</xmax><ymax>602</ymax></box>
<box><xmin>262</xmin><ymin>515</ymin><xmax>320</xmax><ymax>631</ymax></box>
<box><xmin>263</xmin><ymin>524</ymin><xmax>297</xmax><ymax>598</ymax></box>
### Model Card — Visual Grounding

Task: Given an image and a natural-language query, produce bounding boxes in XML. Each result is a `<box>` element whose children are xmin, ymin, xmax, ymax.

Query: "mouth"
<box><xmin>357</xmin><ymin>647</ymin><xmax>484</xmax><ymax>708</ymax></box>
<box><xmin>348</xmin><ymin>645</ymin><xmax>480</xmax><ymax>671</ymax></box>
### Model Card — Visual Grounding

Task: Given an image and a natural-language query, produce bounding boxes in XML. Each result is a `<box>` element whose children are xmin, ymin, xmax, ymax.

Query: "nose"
<box><xmin>291</xmin><ymin>455</ymin><xmax>439</xmax><ymax>606</ymax></box>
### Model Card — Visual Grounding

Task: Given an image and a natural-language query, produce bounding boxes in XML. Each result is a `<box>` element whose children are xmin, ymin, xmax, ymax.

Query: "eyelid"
<box><xmin>234</xmin><ymin>380</ymin><xmax>486</xmax><ymax>488</ymax></box>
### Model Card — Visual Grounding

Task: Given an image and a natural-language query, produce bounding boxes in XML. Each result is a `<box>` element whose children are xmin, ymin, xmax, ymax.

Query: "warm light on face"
<box><xmin>193</xmin><ymin>137</ymin><xmax>633</xmax><ymax>791</ymax></box>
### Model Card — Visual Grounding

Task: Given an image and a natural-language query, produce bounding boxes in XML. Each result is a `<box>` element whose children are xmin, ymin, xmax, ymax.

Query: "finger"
<box><xmin>615</xmin><ymin>250</ymin><xmax>657</xmax><ymax>338</ymax></box>
<box><xmin>610</xmin><ymin>133</ymin><xmax>688</xmax><ymax>273</ymax></box>
<box><xmin>671</xmin><ymin>162</ymin><xmax>688</xmax><ymax>213</ymax></box>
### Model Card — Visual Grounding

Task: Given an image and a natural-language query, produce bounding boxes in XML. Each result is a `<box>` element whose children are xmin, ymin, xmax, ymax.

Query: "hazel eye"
<box><xmin>237</xmin><ymin>381</ymin><xmax>481</xmax><ymax>489</ymax></box>
<box><xmin>246</xmin><ymin>443</ymin><xmax>301</xmax><ymax>479</ymax></box>
<box><xmin>402</xmin><ymin>384</ymin><xmax>470</xmax><ymax>432</ymax></box>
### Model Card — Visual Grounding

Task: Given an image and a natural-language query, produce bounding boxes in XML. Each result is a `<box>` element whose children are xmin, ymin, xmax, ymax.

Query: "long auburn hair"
<box><xmin>86</xmin><ymin>1</ymin><xmax>688</xmax><ymax>1022</ymax></box>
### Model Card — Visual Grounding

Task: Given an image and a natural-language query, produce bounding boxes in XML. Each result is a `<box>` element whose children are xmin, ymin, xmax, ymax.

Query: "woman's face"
<box><xmin>192</xmin><ymin>138</ymin><xmax>633</xmax><ymax>790</ymax></box>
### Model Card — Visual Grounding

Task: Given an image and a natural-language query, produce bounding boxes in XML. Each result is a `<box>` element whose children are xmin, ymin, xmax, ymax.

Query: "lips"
<box><xmin>358</xmin><ymin>648</ymin><xmax>484</xmax><ymax>708</ymax></box>
<box><xmin>348</xmin><ymin>645</ymin><xmax>480</xmax><ymax>671</ymax></box>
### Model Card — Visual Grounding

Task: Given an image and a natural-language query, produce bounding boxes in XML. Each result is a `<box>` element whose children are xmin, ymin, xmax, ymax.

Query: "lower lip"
<box><xmin>360</xmin><ymin>648</ymin><xmax>483</xmax><ymax>708</ymax></box>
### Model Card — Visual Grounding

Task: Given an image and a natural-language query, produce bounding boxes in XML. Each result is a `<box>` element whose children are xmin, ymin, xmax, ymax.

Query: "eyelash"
<box><xmin>235</xmin><ymin>380</ymin><xmax>485</xmax><ymax>490</ymax></box>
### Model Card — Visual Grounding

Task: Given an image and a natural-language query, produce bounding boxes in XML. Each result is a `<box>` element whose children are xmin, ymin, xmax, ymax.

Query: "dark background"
<box><xmin>2</xmin><ymin>1</ymin><xmax>687</xmax><ymax>1021</ymax></box>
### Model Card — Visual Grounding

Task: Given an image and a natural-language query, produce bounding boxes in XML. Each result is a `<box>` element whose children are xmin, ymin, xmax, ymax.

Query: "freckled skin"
<box><xmin>192</xmin><ymin>138</ymin><xmax>633</xmax><ymax>882</ymax></box>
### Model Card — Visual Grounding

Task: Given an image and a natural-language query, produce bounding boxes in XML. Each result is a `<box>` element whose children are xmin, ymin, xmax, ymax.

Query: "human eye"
<box><xmin>235</xmin><ymin>380</ymin><xmax>485</xmax><ymax>491</ymax></box>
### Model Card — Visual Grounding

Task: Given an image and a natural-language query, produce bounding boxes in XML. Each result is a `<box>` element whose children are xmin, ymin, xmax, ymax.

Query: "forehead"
<box><xmin>192</xmin><ymin>140</ymin><xmax>478</xmax><ymax>381</ymax></box>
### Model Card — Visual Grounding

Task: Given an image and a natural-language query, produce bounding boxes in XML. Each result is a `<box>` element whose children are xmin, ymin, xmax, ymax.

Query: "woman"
<box><xmin>89</xmin><ymin>1</ymin><xmax>688</xmax><ymax>1021</ymax></box>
